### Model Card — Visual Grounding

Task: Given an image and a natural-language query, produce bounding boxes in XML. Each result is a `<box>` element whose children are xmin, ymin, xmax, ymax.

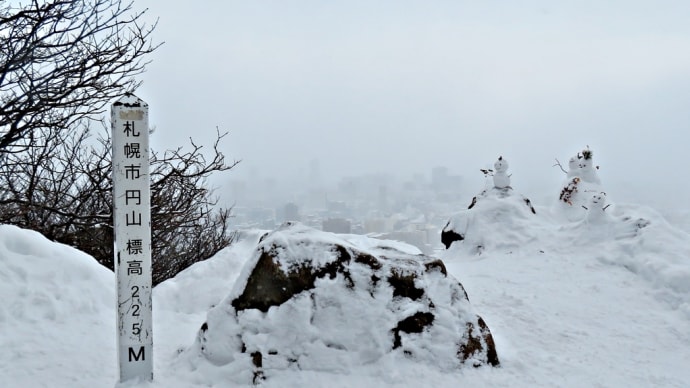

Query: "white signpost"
<box><xmin>112</xmin><ymin>93</ymin><xmax>153</xmax><ymax>382</ymax></box>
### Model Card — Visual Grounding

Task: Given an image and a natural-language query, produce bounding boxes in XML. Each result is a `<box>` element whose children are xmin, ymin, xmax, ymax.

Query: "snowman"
<box><xmin>493</xmin><ymin>156</ymin><xmax>511</xmax><ymax>189</ymax></box>
<box><xmin>584</xmin><ymin>192</ymin><xmax>609</xmax><ymax>223</ymax></box>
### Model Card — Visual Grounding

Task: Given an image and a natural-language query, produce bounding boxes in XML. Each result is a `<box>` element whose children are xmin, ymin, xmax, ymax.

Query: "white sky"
<box><xmin>136</xmin><ymin>0</ymin><xmax>690</xmax><ymax>208</ymax></box>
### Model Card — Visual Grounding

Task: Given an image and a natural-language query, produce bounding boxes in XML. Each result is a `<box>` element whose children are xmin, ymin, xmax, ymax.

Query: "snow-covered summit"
<box><xmin>2</xmin><ymin>173</ymin><xmax>690</xmax><ymax>387</ymax></box>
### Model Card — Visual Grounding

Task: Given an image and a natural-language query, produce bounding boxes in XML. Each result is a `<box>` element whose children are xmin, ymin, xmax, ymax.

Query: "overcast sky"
<box><xmin>136</xmin><ymin>0</ymin><xmax>690</xmax><ymax>208</ymax></box>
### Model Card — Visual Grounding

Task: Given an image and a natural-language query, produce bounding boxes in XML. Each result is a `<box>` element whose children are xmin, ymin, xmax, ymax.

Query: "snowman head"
<box><xmin>579</xmin><ymin>158</ymin><xmax>592</xmax><ymax>170</ymax></box>
<box><xmin>579</xmin><ymin>148</ymin><xmax>594</xmax><ymax>169</ymax></box>
<box><xmin>589</xmin><ymin>192</ymin><xmax>607</xmax><ymax>210</ymax></box>
<box><xmin>494</xmin><ymin>156</ymin><xmax>509</xmax><ymax>173</ymax></box>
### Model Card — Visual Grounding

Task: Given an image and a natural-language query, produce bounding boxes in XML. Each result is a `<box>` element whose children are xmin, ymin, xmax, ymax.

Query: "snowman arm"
<box><xmin>553</xmin><ymin>158</ymin><xmax>568</xmax><ymax>174</ymax></box>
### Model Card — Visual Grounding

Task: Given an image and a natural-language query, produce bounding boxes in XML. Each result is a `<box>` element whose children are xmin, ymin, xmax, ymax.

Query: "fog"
<box><xmin>136</xmin><ymin>0</ymin><xmax>690</xmax><ymax>212</ymax></box>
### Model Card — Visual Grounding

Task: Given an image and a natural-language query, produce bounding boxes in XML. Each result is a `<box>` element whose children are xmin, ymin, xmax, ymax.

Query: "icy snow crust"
<box><xmin>2</xmin><ymin>193</ymin><xmax>690</xmax><ymax>386</ymax></box>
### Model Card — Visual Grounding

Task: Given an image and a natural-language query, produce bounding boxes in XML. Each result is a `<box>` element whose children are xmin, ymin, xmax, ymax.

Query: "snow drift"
<box><xmin>0</xmin><ymin>224</ymin><xmax>116</xmax><ymax>386</ymax></box>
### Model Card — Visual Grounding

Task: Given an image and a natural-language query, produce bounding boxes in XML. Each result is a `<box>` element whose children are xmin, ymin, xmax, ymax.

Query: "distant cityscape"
<box><xmin>223</xmin><ymin>165</ymin><xmax>474</xmax><ymax>254</ymax></box>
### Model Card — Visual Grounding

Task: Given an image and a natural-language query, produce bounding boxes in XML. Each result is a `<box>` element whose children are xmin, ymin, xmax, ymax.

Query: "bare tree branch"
<box><xmin>0</xmin><ymin>0</ymin><xmax>161</xmax><ymax>153</ymax></box>
<box><xmin>553</xmin><ymin>158</ymin><xmax>567</xmax><ymax>174</ymax></box>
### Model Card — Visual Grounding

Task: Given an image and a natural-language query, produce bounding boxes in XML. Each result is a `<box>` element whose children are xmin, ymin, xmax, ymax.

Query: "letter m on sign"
<box><xmin>128</xmin><ymin>346</ymin><xmax>145</xmax><ymax>362</ymax></box>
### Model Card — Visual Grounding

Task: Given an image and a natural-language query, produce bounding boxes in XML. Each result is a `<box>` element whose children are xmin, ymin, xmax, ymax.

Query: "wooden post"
<box><xmin>111</xmin><ymin>93</ymin><xmax>153</xmax><ymax>382</ymax></box>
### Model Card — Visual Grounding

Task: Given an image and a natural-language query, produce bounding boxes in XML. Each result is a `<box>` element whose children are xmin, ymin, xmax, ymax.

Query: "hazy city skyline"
<box><xmin>134</xmin><ymin>1</ymin><xmax>690</xmax><ymax>209</ymax></box>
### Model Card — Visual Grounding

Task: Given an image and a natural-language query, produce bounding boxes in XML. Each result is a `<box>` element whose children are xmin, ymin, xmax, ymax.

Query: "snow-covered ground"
<box><xmin>1</xmin><ymin>195</ymin><xmax>690</xmax><ymax>387</ymax></box>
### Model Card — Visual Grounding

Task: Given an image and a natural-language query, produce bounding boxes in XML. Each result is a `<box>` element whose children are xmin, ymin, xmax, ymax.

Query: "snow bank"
<box><xmin>0</xmin><ymin>224</ymin><xmax>116</xmax><ymax>386</ymax></box>
<box><xmin>442</xmin><ymin>189</ymin><xmax>690</xmax><ymax>319</ymax></box>
<box><xmin>592</xmin><ymin>204</ymin><xmax>690</xmax><ymax>317</ymax></box>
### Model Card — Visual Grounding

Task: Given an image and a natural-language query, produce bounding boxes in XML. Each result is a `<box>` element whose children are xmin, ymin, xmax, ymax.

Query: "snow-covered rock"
<box><xmin>442</xmin><ymin>188</ymin><xmax>538</xmax><ymax>254</ymax></box>
<box><xmin>190</xmin><ymin>222</ymin><xmax>499</xmax><ymax>384</ymax></box>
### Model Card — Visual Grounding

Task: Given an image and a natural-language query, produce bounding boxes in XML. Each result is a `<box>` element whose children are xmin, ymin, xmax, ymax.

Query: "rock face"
<box><xmin>194</xmin><ymin>222</ymin><xmax>498</xmax><ymax>382</ymax></box>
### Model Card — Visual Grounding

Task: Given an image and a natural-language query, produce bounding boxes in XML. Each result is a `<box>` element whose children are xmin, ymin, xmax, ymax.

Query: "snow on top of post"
<box><xmin>113</xmin><ymin>92</ymin><xmax>147</xmax><ymax>108</ymax></box>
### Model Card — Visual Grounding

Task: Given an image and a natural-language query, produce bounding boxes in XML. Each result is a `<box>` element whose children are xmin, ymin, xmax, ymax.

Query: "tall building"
<box><xmin>322</xmin><ymin>218</ymin><xmax>351</xmax><ymax>234</ymax></box>
<box><xmin>282</xmin><ymin>202</ymin><xmax>300</xmax><ymax>222</ymax></box>
<box><xmin>431</xmin><ymin>166</ymin><xmax>462</xmax><ymax>192</ymax></box>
